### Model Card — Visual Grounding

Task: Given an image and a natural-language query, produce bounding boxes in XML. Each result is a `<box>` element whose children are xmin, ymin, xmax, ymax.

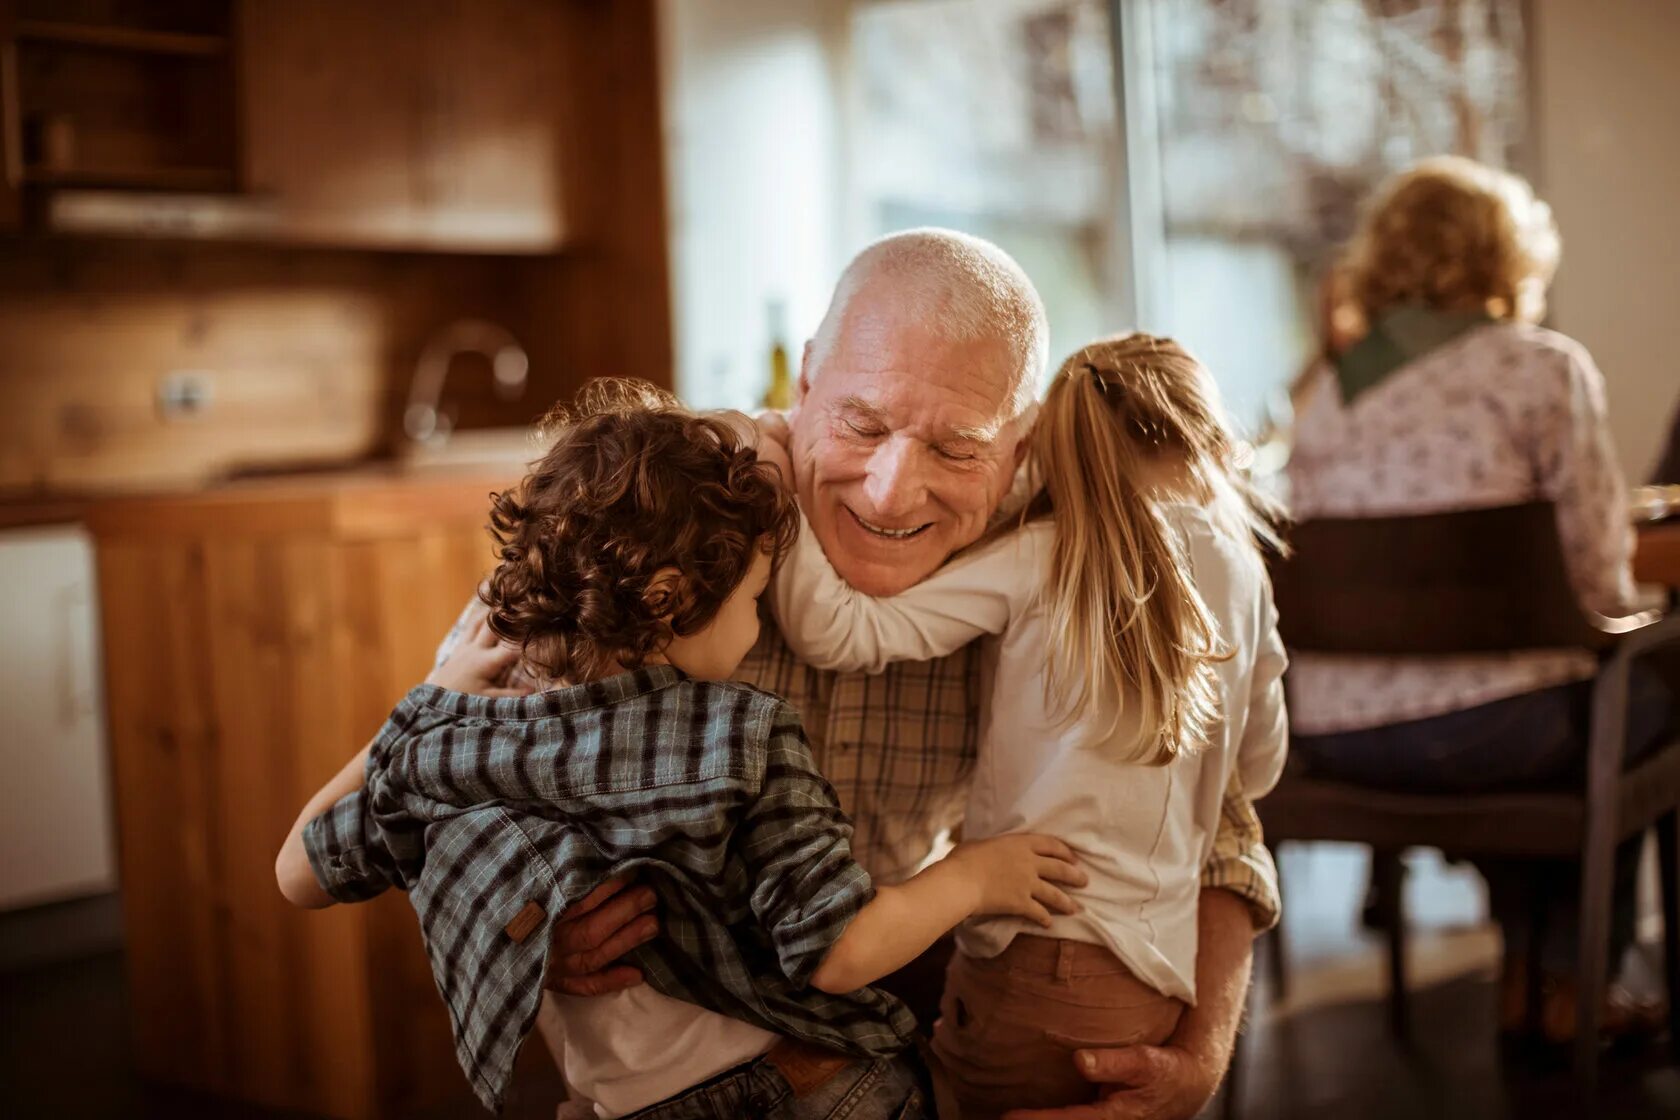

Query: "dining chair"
<box><xmin>1255</xmin><ymin>501</ymin><xmax>1680</xmax><ymax>1096</ymax></box>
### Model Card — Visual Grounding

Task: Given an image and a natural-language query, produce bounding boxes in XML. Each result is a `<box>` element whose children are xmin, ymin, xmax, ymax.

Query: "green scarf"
<box><xmin>1333</xmin><ymin>305</ymin><xmax>1496</xmax><ymax>403</ymax></box>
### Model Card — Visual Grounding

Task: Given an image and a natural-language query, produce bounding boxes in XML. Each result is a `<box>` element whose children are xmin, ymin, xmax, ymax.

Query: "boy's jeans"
<box><xmin>618</xmin><ymin>1050</ymin><xmax>928</xmax><ymax>1120</ymax></box>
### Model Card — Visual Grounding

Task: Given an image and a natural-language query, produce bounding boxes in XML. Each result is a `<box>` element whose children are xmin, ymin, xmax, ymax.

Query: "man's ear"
<box><xmin>1011</xmin><ymin>401</ymin><xmax>1040</xmax><ymax>469</ymax></box>
<box><xmin>642</xmin><ymin>567</ymin><xmax>684</xmax><ymax>622</ymax></box>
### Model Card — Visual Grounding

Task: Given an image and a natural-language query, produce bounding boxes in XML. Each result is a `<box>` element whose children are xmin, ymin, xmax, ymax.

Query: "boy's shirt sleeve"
<box><xmin>302</xmin><ymin>709</ymin><xmax>421</xmax><ymax>903</ymax></box>
<box><xmin>735</xmin><ymin>702</ymin><xmax>876</xmax><ymax>986</ymax></box>
<box><xmin>302</xmin><ymin>787</ymin><xmax>405</xmax><ymax>902</ymax></box>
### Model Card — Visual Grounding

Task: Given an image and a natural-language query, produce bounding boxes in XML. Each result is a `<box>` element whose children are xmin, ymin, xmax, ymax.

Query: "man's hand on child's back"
<box><xmin>946</xmin><ymin>833</ymin><xmax>1086</xmax><ymax>927</ymax></box>
<box><xmin>544</xmin><ymin>875</ymin><xmax>661</xmax><ymax>997</ymax></box>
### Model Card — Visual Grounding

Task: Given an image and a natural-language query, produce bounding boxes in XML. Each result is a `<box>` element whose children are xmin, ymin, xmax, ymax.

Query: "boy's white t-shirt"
<box><xmin>770</xmin><ymin>494</ymin><xmax>1288</xmax><ymax>1001</ymax></box>
<box><xmin>536</xmin><ymin>987</ymin><xmax>776</xmax><ymax>1118</ymax></box>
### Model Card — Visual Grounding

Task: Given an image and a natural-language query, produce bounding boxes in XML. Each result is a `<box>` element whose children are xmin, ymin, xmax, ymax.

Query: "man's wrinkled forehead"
<box><xmin>815</xmin><ymin>300</ymin><xmax>1034</xmax><ymax>424</ymax></box>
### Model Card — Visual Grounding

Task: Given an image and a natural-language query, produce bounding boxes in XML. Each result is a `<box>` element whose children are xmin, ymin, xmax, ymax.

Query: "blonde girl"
<box><xmin>770</xmin><ymin>333</ymin><xmax>1290</xmax><ymax>1119</ymax></box>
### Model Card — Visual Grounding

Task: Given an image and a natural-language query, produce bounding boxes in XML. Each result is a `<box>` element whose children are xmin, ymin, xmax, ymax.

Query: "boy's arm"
<box><xmin>769</xmin><ymin>511</ymin><xmax>1051</xmax><ymax>675</ymax></box>
<box><xmin>276</xmin><ymin>605</ymin><xmax>526</xmax><ymax>909</ymax></box>
<box><xmin>739</xmin><ymin>707</ymin><xmax>1083</xmax><ymax>994</ymax></box>
<box><xmin>275</xmin><ymin>742</ymin><xmax>375</xmax><ymax>908</ymax></box>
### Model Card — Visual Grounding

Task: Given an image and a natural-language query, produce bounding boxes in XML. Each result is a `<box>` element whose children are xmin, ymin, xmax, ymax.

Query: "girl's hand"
<box><xmin>947</xmin><ymin>833</ymin><xmax>1086</xmax><ymax>927</ymax></box>
<box><xmin>426</xmin><ymin>604</ymin><xmax>526</xmax><ymax>696</ymax></box>
<box><xmin>753</xmin><ymin>411</ymin><xmax>794</xmax><ymax>488</ymax></box>
<box><xmin>754</xmin><ymin>409</ymin><xmax>791</xmax><ymax>447</ymax></box>
<box><xmin>708</xmin><ymin>408</ymin><xmax>794</xmax><ymax>488</ymax></box>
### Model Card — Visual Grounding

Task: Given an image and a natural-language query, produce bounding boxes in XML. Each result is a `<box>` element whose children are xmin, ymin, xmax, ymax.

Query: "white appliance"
<box><xmin>0</xmin><ymin>524</ymin><xmax>117</xmax><ymax>909</ymax></box>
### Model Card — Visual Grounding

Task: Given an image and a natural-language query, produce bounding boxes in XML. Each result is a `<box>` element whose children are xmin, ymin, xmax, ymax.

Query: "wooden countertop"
<box><xmin>79</xmin><ymin>463</ymin><xmax>523</xmax><ymax>540</ymax></box>
<box><xmin>0</xmin><ymin>495</ymin><xmax>91</xmax><ymax>532</ymax></box>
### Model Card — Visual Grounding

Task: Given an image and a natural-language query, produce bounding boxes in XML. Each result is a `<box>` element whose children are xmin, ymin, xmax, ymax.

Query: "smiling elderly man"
<box><xmin>526</xmin><ymin>229</ymin><xmax>1280</xmax><ymax>1120</ymax></box>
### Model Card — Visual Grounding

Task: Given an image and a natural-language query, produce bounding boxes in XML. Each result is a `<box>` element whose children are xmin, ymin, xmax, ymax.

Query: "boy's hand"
<box><xmin>545</xmin><ymin>876</ymin><xmax>661</xmax><ymax>996</ymax></box>
<box><xmin>425</xmin><ymin>605</ymin><xmax>526</xmax><ymax>696</ymax></box>
<box><xmin>947</xmin><ymin>833</ymin><xmax>1085</xmax><ymax>927</ymax></box>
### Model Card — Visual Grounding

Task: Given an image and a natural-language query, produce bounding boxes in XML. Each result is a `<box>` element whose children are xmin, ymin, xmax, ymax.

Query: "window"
<box><xmin>849</xmin><ymin>0</ymin><xmax>1127</xmax><ymax>384</ymax></box>
<box><xmin>1123</xmin><ymin>0</ymin><xmax>1530</xmax><ymax>431</ymax></box>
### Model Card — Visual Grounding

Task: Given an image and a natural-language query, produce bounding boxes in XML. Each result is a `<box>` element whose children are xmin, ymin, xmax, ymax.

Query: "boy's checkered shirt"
<box><xmin>303</xmin><ymin>665</ymin><xmax>917</xmax><ymax>1113</ymax></box>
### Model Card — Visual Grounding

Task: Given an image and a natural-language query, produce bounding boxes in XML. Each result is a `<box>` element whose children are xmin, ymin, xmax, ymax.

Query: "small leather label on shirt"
<box><xmin>505</xmin><ymin>900</ymin><xmax>545</xmax><ymax>944</ymax></box>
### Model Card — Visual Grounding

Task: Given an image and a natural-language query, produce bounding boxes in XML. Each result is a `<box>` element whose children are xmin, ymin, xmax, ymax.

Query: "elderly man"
<box><xmin>504</xmin><ymin>229</ymin><xmax>1280</xmax><ymax>1120</ymax></box>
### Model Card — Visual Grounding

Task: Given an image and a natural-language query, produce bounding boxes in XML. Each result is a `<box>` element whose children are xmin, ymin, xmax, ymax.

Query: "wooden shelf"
<box><xmin>15</xmin><ymin>19</ymin><xmax>229</xmax><ymax>58</ymax></box>
<box><xmin>23</xmin><ymin>165</ymin><xmax>238</xmax><ymax>192</ymax></box>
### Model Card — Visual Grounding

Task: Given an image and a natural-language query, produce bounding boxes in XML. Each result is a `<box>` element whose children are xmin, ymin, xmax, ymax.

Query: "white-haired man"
<box><xmin>456</xmin><ymin>230</ymin><xmax>1279</xmax><ymax>1119</ymax></box>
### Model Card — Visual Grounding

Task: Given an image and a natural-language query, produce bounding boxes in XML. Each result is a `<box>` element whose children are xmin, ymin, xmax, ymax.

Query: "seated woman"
<box><xmin>1286</xmin><ymin>156</ymin><xmax>1674</xmax><ymax>1046</ymax></box>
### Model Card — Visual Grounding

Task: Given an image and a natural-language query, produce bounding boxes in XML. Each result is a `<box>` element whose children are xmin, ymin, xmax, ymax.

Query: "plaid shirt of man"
<box><xmin>304</xmin><ymin>666</ymin><xmax>918</xmax><ymax>1113</ymax></box>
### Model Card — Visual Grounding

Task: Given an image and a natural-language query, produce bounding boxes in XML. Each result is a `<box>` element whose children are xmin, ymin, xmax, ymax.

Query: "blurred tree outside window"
<box><xmin>846</xmin><ymin>0</ymin><xmax>1528</xmax><ymax>432</ymax></box>
<box><xmin>1135</xmin><ymin>0</ymin><xmax>1529</xmax><ymax>431</ymax></box>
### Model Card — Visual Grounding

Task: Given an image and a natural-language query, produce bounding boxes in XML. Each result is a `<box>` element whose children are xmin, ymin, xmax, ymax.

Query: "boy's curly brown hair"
<box><xmin>480</xmin><ymin>379</ymin><xmax>798</xmax><ymax>682</ymax></box>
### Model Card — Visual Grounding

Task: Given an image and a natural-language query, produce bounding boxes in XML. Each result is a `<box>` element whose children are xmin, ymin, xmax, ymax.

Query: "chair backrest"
<box><xmin>1272</xmin><ymin>501</ymin><xmax>1613</xmax><ymax>655</ymax></box>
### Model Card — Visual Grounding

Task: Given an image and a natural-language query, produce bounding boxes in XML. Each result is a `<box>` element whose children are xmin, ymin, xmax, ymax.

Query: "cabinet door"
<box><xmin>240</xmin><ymin>0</ymin><xmax>567</xmax><ymax>253</ymax></box>
<box><xmin>240</xmin><ymin>0</ymin><xmax>426</xmax><ymax>248</ymax></box>
<box><xmin>411</xmin><ymin>0</ymin><xmax>569</xmax><ymax>250</ymax></box>
<box><xmin>0</xmin><ymin>526</ymin><xmax>116</xmax><ymax>909</ymax></box>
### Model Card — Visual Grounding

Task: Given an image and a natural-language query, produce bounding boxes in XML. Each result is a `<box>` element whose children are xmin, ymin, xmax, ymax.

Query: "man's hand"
<box><xmin>545</xmin><ymin>875</ymin><xmax>661</xmax><ymax>997</ymax></box>
<box><xmin>1002</xmin><ymin>1045</ymin><xmax>1222</xmax><ymax>1120</ymax></box>
<box><xmin>1004</xmin><ymin>889</ymin><xmax>1255</xmax><ymax>1120</ymax></box>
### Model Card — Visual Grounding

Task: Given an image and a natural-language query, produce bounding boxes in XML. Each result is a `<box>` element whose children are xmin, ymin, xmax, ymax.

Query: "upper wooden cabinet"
<box><xmin>240</xmin><ymin>0</ymin><xmax>570</xmax><ymax>253</ymax></box>
<box><xmin>0</xmin><ymin>0</ymin><xmax>574</xmax><ymax>252</ymax></box>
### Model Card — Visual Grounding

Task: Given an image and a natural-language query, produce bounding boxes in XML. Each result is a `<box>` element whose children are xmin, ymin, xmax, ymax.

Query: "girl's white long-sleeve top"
<box><xmin>769</xmin><ymin>500</ymin><xmax>1288</xmax><ymax>1001</ymax></box>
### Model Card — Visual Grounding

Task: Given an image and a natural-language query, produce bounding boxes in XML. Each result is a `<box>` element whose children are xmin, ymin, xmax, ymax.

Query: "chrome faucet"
<box><xmin>403</xmin><ymin>319</ymin><xmax>531</xmax><ymax>444</ymax></box>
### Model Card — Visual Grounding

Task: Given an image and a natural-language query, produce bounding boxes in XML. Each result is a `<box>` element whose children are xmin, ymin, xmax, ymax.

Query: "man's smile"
<box><xmin>845</xmin><ymin>505</ymin><xmax>933</xmax><ymax>540</ymax></box>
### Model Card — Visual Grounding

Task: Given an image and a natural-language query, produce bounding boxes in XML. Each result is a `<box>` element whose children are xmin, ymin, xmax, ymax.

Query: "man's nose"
<box><xmin>862</xmin><ymin>437</ymin><xmax>928</xmax><ymax>520</ymax></box>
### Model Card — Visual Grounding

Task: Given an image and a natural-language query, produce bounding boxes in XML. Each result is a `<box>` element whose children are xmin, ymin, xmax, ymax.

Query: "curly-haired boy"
<box><xmin>275</xmin><ymin>382</ymin><xmax>1082</xmax><ymax>1119</ymax></box>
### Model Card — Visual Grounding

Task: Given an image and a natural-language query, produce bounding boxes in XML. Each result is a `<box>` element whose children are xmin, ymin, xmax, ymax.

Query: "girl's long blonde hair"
<box><xmin>1029</xmin><ymin>333</ymin><xmax>1283</xmax><ymax>765</ymax></box>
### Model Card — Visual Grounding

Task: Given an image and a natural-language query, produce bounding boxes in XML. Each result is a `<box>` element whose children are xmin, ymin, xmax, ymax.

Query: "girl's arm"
<box><xmin>1236</xmin><ymin>591</ymin><xmax>1290</xmax><ymax>799</ymax></box>
<box><xmin>739</xmin><ymin>705</ymin><xmax>1084</xmax><ymax>995</ymax></box>
<box><xmin>750</xmin><ymin>416</ymin><xmax>1045</xmax><ymax>674</ymax></box>
<box><xmin>770</xmin><ymin>509</ymin><xmax>1053</xmax><ymax>674</ymax></box>
<box><xmin>809</xmin><ymin>832</ymin><xmax>1085</xmax><ymax>993</ymax></box>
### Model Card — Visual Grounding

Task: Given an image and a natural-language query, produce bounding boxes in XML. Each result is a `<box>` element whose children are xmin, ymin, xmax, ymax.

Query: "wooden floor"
<box><xmin>3</xmin><ymin>846</ymin><xmax>1676</xmax><ymax>1119</ymax></box>
<box><xmin>0</xmin><ymin>949</ymin><xmax>564</xmax><ymax>1120</ymax></box>
<box><xmin>4</xmin><ymin>950</ymin><xmax>1675</xmax><ymax>1119</ymax></box>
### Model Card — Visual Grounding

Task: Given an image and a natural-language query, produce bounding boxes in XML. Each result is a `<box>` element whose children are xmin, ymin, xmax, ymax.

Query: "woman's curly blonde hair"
<box><xmin>1341</xmin><ymin>155</ymin><xmax>1560</xmax><ymax>325</ymax></box>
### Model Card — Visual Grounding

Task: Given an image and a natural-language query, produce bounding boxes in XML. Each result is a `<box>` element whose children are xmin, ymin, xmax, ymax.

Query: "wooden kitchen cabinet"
<box><xmin>86</xmin><ymin>468</ymin><xmax>526</xmax><ymax>1118</ymax></box>
<box><xmin>240</xmin><ymin>0</ymin><xmax>571</xmax><ymax>253</ymax></box>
